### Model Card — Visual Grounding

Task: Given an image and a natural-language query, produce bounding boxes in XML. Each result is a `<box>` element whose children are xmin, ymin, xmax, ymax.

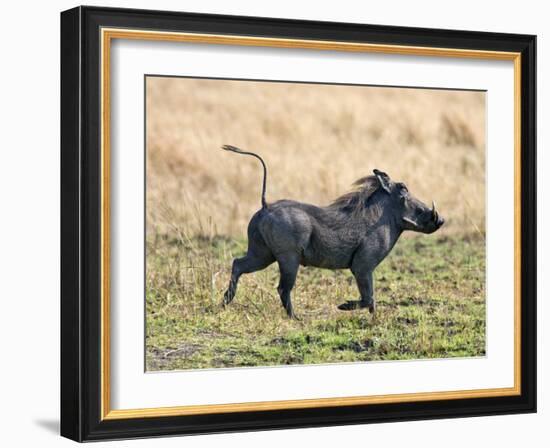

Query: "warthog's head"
<box><xmin>374</xmin><ymin>169</ymin><xmax>445</xmax><ymax>234</ymax></box>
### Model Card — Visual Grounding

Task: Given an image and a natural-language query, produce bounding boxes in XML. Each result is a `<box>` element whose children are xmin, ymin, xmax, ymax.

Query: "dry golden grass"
<box><xmin>146</xmin><ymin>77</ymin><xmax>485</xmax><ymax>239</ymax></box>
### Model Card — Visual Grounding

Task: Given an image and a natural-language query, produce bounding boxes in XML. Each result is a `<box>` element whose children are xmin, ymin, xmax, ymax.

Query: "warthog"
<box><xmin>222</xmin><ymin>145</ymin><xmax>445</xmax><ymax>318</ymax></box>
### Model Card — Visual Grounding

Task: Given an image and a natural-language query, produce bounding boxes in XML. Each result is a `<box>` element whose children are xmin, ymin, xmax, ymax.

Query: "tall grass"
<box><xmin>146</xmin><ymin>77</ymin><xmax>485</xmax><ymax>240</ymax></box>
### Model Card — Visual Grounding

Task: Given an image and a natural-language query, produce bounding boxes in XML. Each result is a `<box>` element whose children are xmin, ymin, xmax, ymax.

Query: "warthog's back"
<box><xmin>256</xmin><ymin>200</ymin><xmax>362</xmax><ymax>269</ymax></box>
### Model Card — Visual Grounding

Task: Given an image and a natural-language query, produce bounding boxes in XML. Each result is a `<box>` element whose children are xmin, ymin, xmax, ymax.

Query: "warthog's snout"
<box><xmin>430</xmin><ymin>201</ymin><xmax>445</xmax><ymax>232</ymax></box>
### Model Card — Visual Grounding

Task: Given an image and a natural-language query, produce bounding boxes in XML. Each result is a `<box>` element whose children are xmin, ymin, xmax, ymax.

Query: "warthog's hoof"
<box><xmin>222</xmin><ymin>291</ymin><xmax>233</xmax><ymax>307</ymax></box>
<box><xmin>337</xmin><ymin>300</ymin><xmax>374</xmax><ymax>311</ymax></box>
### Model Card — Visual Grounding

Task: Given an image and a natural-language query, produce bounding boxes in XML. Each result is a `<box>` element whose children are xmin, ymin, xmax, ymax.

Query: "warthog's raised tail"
<box><xmin>222</xmin><ymin>145</ymin><xmax>268</xmax><ymax>208</ymax></box>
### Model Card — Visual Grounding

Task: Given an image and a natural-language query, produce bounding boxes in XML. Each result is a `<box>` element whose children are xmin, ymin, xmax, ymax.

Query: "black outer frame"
<box><xmin>60</xmin><ymin>5</ymin><xmax>536</xmax><ymax>442</ymax></box>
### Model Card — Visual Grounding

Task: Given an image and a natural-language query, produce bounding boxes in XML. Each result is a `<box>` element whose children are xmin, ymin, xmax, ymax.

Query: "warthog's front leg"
<box><xmin>338</xmin><ymin>268</ymin><xmax>375</xmax><ymax>314</ymax></box>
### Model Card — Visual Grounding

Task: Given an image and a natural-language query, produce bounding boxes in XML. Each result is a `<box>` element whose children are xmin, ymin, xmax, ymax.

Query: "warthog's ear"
<box><xmin>373</xmin><ymin>169</ymin><xmax>392</xmax><ymax>194</ymax></box>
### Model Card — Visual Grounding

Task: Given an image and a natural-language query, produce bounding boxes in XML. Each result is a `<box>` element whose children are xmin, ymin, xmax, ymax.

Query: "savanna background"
<box><xmin>146</xmin><ymin>77</ymin><xmax>486</xmax><ymax>371</ymax></box>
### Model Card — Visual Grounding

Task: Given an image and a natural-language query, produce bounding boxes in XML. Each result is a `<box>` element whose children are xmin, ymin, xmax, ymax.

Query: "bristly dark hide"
<box><xmin>328</xmin><ymin>175</ymin><xmax>381</xmax><ymax>214</ymax></box>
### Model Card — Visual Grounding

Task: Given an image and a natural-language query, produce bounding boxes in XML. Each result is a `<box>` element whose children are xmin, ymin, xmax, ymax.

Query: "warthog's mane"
<box><xmin>328</xmin><ymin>175</ymin><xmax>381</xmax><ymax>213</ymax></box>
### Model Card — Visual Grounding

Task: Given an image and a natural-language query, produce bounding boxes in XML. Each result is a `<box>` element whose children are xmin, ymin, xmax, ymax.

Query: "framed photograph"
<box><xmin>60</xmin><ymin>6</ymin><xmax>536</xmax><ymax>442</ymax></box>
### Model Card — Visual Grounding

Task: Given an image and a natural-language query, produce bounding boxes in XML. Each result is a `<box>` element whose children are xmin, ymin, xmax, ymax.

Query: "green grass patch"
<box><xmin>145</xmin><ymin>233</ymin><xmax>485</xmax><ymax>370</ymax></box>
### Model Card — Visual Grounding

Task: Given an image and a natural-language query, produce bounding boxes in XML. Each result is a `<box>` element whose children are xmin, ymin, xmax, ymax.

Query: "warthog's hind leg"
<box><xmin>275</xmin><ymin>254</ymin><xmax>300</xmax><ymax>319</ymax></box>
<box><xmin>223</xmin><ymin>253</ymin><xmax>274</xmax><ymax>306</ymax></box>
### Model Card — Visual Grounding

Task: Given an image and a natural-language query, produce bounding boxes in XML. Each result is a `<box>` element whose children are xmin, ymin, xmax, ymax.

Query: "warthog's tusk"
<box><xmin>402</xmin><ymin>217</ymin><xmax>418</xmax><ymax>227</ymax></box>
<box><xmin>431</xmin><ymin>201</ymin><xmax>438</xmax><ymax>221</ymax></box>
